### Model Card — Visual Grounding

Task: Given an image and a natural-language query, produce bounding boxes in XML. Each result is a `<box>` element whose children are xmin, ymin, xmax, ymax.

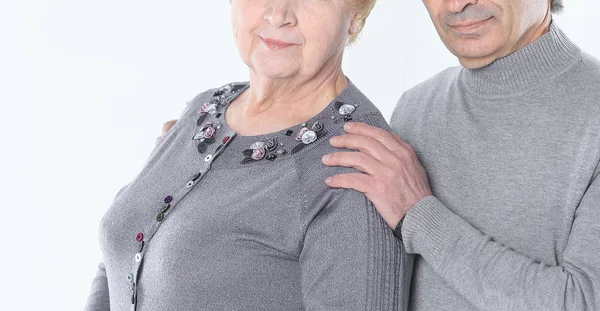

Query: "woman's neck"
<box><xmin>225</xmin><ymin>66</ymin><xmax>348</xmax><ymax>136</ymax></box>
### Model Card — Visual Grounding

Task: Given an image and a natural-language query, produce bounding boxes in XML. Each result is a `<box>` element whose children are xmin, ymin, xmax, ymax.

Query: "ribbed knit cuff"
<box><xmin>401</xmin><ymin>196</ymin><xmax>458</xmax><ymax>264</ymax></box>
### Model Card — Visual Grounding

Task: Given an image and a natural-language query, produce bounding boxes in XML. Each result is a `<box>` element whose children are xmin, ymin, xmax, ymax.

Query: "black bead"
<box><xmin>266</xmin><ymin>154</ymin><xmax>277</xmax><ymax>161</ymax></box>
<box><xmin>343</xmin><ymin>115</ymin><xmax>353</xmax><ymax>122</ymax></box>
<box><xmin>291</xmin><ymin>144</ymin><xmax>306</xmax><ymax>155</ymax></box>
<box><xmin>216</xmin><ymin>113</ymin><xmax>222</xmax><ymax>118</ymax></box>
<box><xmin>196</xmin><ymin>114</ymin><xmax>206</xmax><ymax>126</ymax></box>
<box><xmin>242</xmin><ymin>149</ymin><xmax>254</xmax><ymax>157</ymax></box>
<box><xmin>335</xmin><ymin>101</ymin><xmax>346</xmax><ymax>110</ymax></box>
<box><xmin>241</xmin><ymin>157</ymin><xmax>255</xmax><ymax>165</ymax></box>
<box><xmin>285</xmin><ymin>130</ymin><xmax>294</xmax><ymax>136</ymax></box>
<box><xmin>197</xmin><ymin>142</ymin><xmax>208</xmax><ymax>153</ymax></box>
<box><xmin>213</xmin><ymin>90</ymin><xmax>224</xmax><ymax>97</ymax></box>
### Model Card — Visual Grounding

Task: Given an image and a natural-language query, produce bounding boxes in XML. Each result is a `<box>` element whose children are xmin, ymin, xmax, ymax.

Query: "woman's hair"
<box><xmin>346</xmin><ymin>0</ymin><xmax>377</xmax><ymax>44</ymax></box>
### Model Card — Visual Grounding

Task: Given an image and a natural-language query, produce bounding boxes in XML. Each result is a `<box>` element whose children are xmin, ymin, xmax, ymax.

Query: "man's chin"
<box><xmin>457</xmin><ymin>56</ymin><xmax>497</xmax><ymax>69</ymax></box>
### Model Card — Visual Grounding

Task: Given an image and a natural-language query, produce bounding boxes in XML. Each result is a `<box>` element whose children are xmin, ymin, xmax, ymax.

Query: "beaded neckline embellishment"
<box><xmin>193</xmin><ymin>83</ymin><xmax>358</xmax><ymax>164</ymax></box>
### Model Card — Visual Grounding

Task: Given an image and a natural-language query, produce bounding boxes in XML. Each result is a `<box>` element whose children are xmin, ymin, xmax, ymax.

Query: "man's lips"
<box><xmin>448</xmin><ymin>18</ymin><xmax>493</xmax><ymax>33</ymax></box>
<box><xmin>260</xmin><ymin>37</ymin><xmax>295</xmax><ymax>50</ymax></box>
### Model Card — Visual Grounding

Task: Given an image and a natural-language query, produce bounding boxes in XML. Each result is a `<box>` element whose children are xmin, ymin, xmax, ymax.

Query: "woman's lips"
<box><xmin>260</xmin><ymin>37</ymin><xmax>295</xmax><ymax>50</ymax></box>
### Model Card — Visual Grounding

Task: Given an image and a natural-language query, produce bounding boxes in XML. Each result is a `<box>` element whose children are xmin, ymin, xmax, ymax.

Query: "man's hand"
<box><xmin>322</xmin><ymin>122</ymin><xmax>432</xmax><ymax>229</ymax></box>
<box><xmin>156</xmin><ymin>120</ymin><xmax>177</xmax><ymax>145</ymax></box>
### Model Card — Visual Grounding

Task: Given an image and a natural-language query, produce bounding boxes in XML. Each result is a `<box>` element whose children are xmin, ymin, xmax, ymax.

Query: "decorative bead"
<box><xmin>138</xmin><ymin>241</ymin><xmax>144</xmax><ymax>252</ymax></box>
<box><xmin>296</xmin><ymin>127</ymin><xmax>309</xmax><ymax>141</ymax></box>
<box><xmin>301</xmin><ymin>130</ymin><xmax>317</xmax><ymax>144</ymax></box>
<box><xmin>193</xmin><ymin>132</ymin><xmax>204</xmax><ymax>140</ymax></box>
<box><xmin>222</xmin><ymin>136</ymin><xmax>230</xmax><ymax>144</ymax></box>
<box><xmin>135</xmin><ymin>253</ymin><xmax>143</xmax><ymax>262</ymax></box>
<box><xmin>344</xmin><ymin>115</ymin><xmax>353</xmax><ymax>122</ymax></box>
<box><xmin>197</xmin><ymin>142</ymin><xmax>208</xmax><ymax>153</ymax></box>
<box><xmin>251</xmin><ymin>148</ymin><xmax>266</xmax><ymax>160</ymax></box>
<box><xmin>156</xmin><ymin>212</ymin><xmax>164</xmax><ymax>222</ymax></box>
<box><xmin>203</xmin><ymin>126</ymin><xmax>215</xmax><ymax>139</ymax></box>
<box><xmin>250</xmin><ymin>142</ymin><xmax>266</xmax><ymax>150</ymax></box>
<box><xmin>311</xmin><ymin>121</ymin><xmax>324</xmax><ymax>132</ymax></box>
<box><xmin>135</xmin><ymin>232</ymin><xmax>144</xmax><ymax>242</ymax></box>
<box><xmin>196</xmin><ymin>114</ymin><xmax>206</xmax><ymax>126</ymax></box>
<box><xmin>285</xmin><ymin>130</ymin><xmax>294</xmax><ymax>136</ymax></box>
<box><xmin>164</xmin><ymin>195</ymin><xmax>173</xmax><ymax>204</ymax></box>
<box><xmin>242</xmin><ymin>149</ymin><xmax>253</xmax><ymax>157</ymax></box>
<box><xmin>338</xmin><ymin>104</ymin><xmax>356</xmax><ymax>115</ymax></box>
<box><xmin>200</xmin><ymin>103</ymin><xmax>216</xmax><ymax>114</ymax></box>
<box><xmin>266</xmin><ymin>154</ymin><xmax>277</xmax><ymax>161</ymax></box>
<box><xmin>265</xmin><ymin>138</ymin><xmax>278</xmax><ymax>151</ymax></box>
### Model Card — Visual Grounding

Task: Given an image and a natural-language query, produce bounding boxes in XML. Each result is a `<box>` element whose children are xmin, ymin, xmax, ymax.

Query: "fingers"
<box><xmin>325</xmin><ymin>172</ymin><xmax>372</xmax><ymax>193</ymax></box>
<box><xmin>343</xmin><ymin>122</ymin><xmax>401</xmax><ymax>152</ymax></box>
<box><xmin>329</xmin><ymin>134</ymin><xmax>400</xmax><ymax>165</ymax></box>
<box><xmin>322</xmin><ymin>151</ymin><xmax>384</xmax><ymax>175</ymax></box>
<box><xmin>162</xmin><ymin>120</ymin><xmax>178</xmax><ymax>136</ymax></box>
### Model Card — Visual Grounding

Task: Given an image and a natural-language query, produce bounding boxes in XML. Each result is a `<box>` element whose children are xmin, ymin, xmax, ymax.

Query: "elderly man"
<box><xmin>322</xmin><ymin>0</ymin><xmax>600</xmax><ymax>310</ymax></box>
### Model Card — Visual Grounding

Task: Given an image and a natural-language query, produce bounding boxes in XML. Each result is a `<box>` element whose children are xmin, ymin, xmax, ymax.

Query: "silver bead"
<box><xmin>250</xmin><ymin>142</ymin><xmax>266</xmax><ymax>150</ymax></box>
<box><xmin>339</xmin><ymin>104</ymin><xmax>356</xmax><ymax>115</ymax></box>
<box><xmin>301</xmin><ymin>130</ymin><xmax>317</xmax><ymax>144</ymax></box>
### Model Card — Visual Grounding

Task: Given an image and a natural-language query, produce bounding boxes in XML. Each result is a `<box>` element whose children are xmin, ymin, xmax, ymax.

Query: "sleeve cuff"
<box><xmin>401</xmin><ymin>196</ymin><xmax>463</xmax><ymax>264</ymax></box>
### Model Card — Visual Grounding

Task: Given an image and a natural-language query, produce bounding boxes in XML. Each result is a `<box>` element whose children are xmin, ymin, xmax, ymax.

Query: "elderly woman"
<box><xmin>84</xmin><ymin>0</ymin><xmax>411</xmax><ymax>310</ymax></box>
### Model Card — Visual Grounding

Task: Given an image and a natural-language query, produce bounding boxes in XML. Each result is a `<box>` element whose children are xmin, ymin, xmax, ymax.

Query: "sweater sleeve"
<box><xmin>402</xmin><ymin>165</ymin><xmax>600</xmax><ymax>310</ymax></box>
<box><xmin>300</xmin><ymin>187</ymin><xmax>413</xmax><ymax>311</ymax></box>
<box><xmin>83</xmin><ymin>263</ymin><xmax>110</xmax><ymax>311</ymax></box>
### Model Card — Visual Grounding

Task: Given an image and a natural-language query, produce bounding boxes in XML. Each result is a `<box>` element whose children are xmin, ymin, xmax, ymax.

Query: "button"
<box><xmin>135</xmin><ymin>232</ymin><xmax>144</xmax><ymax>242</ymax></box>
<box><xmin>156</xmin><ymin>212</ymin><xmax>165</xmax><ymax>222</ymax></box>
<box><xmin>164</xmin><ymin>195</ymin><xmax>173</xmax><ymax>204</ymax></box>
<box><xmin>135</xmin><ymin>253</ymin><xmax>142</xmax><ymax>262</ymax></box>
<box><xmin>186</xmin><ymin>181</ymin><xmax>195</xmax><ymax>188</ymax></box>
<box><xmin>204</xmin><ymin>154</ymin><xmax>213</xmax><ymax>162</ymax></box>
<box><xmin>126</xmin><ymin>273</ymin><xmax>134</xmax><ymax>282</ymax></box>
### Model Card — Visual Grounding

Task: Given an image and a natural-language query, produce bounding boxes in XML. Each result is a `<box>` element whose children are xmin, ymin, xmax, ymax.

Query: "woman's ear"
<box><xmin>348</xmin><ymin>13</ymin><xmax>362</xmax><ymax>35</ymax></box>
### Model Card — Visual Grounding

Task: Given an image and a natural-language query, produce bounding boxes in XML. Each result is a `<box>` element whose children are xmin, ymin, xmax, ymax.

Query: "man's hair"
<box><xmin>551</xmin><ymin>0</ymin><xmax>564</xmax><ymax>13</ymax></box>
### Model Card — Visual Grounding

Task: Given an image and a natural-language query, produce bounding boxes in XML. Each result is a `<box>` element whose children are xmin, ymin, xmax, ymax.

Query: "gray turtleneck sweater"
<box><xmin>391</xmin><ymin>23</ymin><xmax>600</xmax><ymax>310</ymax></box>
<box><xmin>84</xmin><ymin>81</ymin><xmax>412</xmax><ymax>311</ymax></box>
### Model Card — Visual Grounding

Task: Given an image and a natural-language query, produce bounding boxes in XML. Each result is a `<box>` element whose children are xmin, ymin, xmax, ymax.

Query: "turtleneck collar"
<box><xmin>460</xmin><ymin>22</ymin><xmax>581</xmax><ymax>97</ymax></box>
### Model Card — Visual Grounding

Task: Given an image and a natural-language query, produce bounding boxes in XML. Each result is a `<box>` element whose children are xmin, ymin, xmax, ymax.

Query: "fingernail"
<box><xmin>322</xmin><ymin>154</ymin><xmax>330</xmax><ymax>163</ymax></box>
<box><xmin>325</xmin><ymin>177</ymin><xmax>332</xmax><ymax>184</ymax></box>
<box><xmin>329</xmin><ymin>137</ymin><xmax>339</xmax><ymax>144</ymax></box>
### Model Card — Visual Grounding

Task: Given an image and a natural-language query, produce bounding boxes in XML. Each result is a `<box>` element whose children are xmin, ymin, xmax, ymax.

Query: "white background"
<box><xmin>1</xmin><ymin>0</ymin><xmax>599</xmax><ymax>310</ymax></box>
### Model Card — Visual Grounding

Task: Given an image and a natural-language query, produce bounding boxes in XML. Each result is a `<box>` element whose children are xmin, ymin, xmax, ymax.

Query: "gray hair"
<box><xmin>551</xmin><ymin>0</ymin><xmax>564</xmax><ymax>13</ymax></box>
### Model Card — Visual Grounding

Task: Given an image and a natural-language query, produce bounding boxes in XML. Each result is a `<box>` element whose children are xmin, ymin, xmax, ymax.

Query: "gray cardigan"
<box><xmin>84</xmin><ymin>81</ymin><xmax>412</xmax><ymax>311</ymax></box>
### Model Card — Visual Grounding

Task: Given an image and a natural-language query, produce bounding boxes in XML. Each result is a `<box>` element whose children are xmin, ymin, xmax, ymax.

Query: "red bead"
<box><xmin>136</xmin><ymin>232</ymin><xmax>144</xmax><ymax>242</ymax></box>
<box><xmin>222</xmin><ymin>136</ymin><xmax>230</xmax><ymax>144</ymax></box>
